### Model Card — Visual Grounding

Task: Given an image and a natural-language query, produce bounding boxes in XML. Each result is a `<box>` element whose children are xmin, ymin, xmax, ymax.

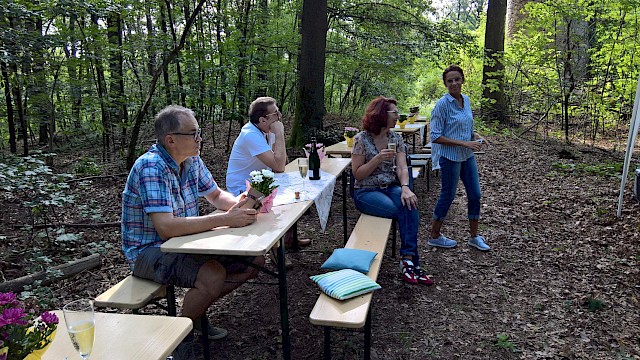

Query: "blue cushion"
<box><xmin>321</xmin><ymin>248</ymin><xmax>377</xmax><ymax>274</ymax></box>
<box><xmin>310</xmin><ymin>269</ymin><xmax>381</xmax><ymax>300</ymax></box>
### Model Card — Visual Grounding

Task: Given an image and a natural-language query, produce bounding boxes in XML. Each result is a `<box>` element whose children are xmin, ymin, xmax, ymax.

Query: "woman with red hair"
<box><xmin>351</xmin><ymin>96</ymin><xmax>432</xmax><ymax>285</ymax></box>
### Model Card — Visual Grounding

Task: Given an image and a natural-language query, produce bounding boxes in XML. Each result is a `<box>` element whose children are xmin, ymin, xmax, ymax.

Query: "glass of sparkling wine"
<box><xmin>63</xmin><ymin>299</ymin><xmax>95</xmax><ymax>359</ymax></box>
<box><xmin>387</xmin><ymin>139</ymin><xmax>397</xmax><ymax>171</ymax></box>
<box><xmin>298</xmin><ymin>158</ymin><xmax>309</xmax><ymax>197</ymax></box>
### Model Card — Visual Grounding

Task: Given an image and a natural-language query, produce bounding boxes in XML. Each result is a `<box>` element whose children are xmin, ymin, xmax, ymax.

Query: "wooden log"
<box><xmin>0</xmin><ymin>254</ymin><xmax>101</xmax><ymax>293</ymax></box>
<box><xmin>11</xmin><ymin>222</ymin><xmax>121</xmax><ymax>230</ymax></box>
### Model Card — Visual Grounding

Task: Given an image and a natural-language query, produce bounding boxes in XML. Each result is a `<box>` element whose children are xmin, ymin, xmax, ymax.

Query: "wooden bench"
<box><xmin>409</xmin><ymin>153</ymin><xmax>433</xmax><ymax>190</ymax></box>
<box><xmin>94</xmin><ymin>275</ymin><xmax>177</xmax><ymax>316</ymax></box>
<box><xmin>309</xmin><ymin>214</ymin><xmax>393</xmax><ymax>360</ymax></box>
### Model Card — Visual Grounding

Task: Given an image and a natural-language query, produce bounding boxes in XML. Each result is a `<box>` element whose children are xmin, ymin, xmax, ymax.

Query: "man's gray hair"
<box><xmin>155</xmin><ymin>105</ymin><xmax>195</xmax><ymax>146</ymax></box>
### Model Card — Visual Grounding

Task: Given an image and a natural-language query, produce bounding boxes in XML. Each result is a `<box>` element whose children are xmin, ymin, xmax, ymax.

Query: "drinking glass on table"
<box><xmin>298</xmin><ymin>158</ymin><xmax>309</xmax><ymax>196</ymax></box>
<box><xmin>387</xmin><ymin>139</ymin><xmax>397</xmax><ymax>171</ymax></box>
<box><xmin>63</xmin><ymin>299</ymin><xmax>95</xmax><ymax>359</ymax></box>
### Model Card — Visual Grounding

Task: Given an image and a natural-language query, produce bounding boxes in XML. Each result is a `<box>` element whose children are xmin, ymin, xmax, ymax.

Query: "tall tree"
<box><xmin>290</xmin><ymin>0</ymin><xmax>328</xmax><ymax>147</ymax></box>
<box><xmin>481</xmin><ymin>0</ymin><xmax>508</xmax><ymax>123</ymax></box>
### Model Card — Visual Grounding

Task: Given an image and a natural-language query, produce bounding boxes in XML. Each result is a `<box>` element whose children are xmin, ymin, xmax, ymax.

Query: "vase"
<box><xmin>344</xmin><ymin>135</ymin><xmax>354</xmax><ymax>147</ymax></box>
<box><xmin>22</xmin><ymin>329</ymin><xmax>56</xmax><ymax>360</ymax></box>
<box><xmin>397</xmin><ymin>121</ymin><xmax>407</xmax><ymax>129</ymax></box>
<box><xmin>241</xmin><ymin>187</ymin><xmax>265</xmax><ymax>211</ymax></box>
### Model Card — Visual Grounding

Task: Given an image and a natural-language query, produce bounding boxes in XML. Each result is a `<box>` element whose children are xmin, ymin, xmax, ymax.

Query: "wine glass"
<box><xmin>63</xmin><ymin>299</ymin><xmax>95</xmax><ymax>359</ymax></box>
<box><xmin>387</xmin><ymin>139</ymin><xmax>397</xmax><ymax>171</ymax></box>
<box><xmin>298</xmin><ymin>158</ymin><xmax>309</xmax><ymax>198</ymax></box>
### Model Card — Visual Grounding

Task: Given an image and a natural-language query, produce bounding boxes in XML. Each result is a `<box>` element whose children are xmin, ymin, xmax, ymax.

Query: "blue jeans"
<box><xmin>433</xmin><ymin>156</ymin><xmax>481</xmax><ymax>221</ymax></box>
<box><xmin>353</xmin><ymin>186</ymin><xmax>421</xmax><ymax>266</ymax></box>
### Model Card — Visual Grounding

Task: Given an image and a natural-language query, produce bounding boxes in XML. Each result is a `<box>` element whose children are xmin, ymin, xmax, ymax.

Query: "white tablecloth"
<box><xmin>272</xmin><ymin>170</ymin><xmax>336</xmax><ymax>231</ymax></box>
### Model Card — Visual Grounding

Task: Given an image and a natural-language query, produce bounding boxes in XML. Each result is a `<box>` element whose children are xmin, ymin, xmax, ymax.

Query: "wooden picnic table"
<box><xmin>161</xmin><ymin>157</ymin><xmax>351</xmax><ymax>360</ymax></box>
<box><xmin>44</xmin><ymin>310</ymin><xmax>192</xmax><ymax>360</ymax></box>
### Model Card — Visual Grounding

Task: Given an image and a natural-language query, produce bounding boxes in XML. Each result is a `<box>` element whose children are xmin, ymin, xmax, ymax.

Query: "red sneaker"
<box><xmin>414</xmin><ymin>267</ymin><xmax>434</xmax><ymax>286</ymax></box>
<box><xmin>400</xmin><ymin>259</ymin><xmax>418</xmax><ymax>285</ymax></box>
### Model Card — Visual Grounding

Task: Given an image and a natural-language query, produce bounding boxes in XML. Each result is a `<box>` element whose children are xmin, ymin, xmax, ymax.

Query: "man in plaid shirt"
<box><xmin>122</xmin><ymin>105</ymin><xmax>263</xmax><ymax>340</ymax></box>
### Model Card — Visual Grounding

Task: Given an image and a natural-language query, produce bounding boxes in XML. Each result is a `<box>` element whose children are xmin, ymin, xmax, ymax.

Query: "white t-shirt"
<box><xmin>226</xmin><ymin>122</ymin><xmax>275</xmax><ymax>196</ymax></box>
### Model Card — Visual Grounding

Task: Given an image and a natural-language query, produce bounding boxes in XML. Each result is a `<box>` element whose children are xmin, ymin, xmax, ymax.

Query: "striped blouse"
<box><xmin>429</xmin><ymin>93</ymin><xmax>475</xmax><ymax>164</ymax></box>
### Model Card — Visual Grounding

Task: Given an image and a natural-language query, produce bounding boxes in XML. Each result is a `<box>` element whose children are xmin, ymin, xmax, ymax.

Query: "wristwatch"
<box><xmin>401</xmin><ymin>184</ymin><xmax>410</xmax><ymax>187</ymax></box>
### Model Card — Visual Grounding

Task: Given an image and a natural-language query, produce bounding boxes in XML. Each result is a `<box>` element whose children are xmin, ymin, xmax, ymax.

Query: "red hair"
<box><xmin>361</xmin><ymin>96</ymin><xmax>397</xmax><ymax>135</ymax></box>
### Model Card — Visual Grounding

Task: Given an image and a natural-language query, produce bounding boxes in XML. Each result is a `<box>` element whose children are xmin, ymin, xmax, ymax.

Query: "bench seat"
<box><xmin>310</xmin><ymin>214</ymin><xmax>393</xmax><ymax>359</ymax></box>
<box><xmin>95</xmin><ymin>275</ymin><xmax>176</xmax><ymax>315</ymax></box>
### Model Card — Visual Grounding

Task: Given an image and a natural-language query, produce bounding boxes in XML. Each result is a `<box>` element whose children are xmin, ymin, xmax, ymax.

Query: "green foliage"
<box><xmin>551</xmin><ymin>161</ymin><xmax>623</xmax><ymax>178</ymax></box>
<box><xmin>73</xmin><ymin>157</ymin><xmax>101</xmax><ymax>176</ymax></box>
<box><xmin>584</xmin><ymin>297</ymin><xmax>605</xmax><ymax>312</ymax></box>
<box><xmin>495</xmin><ymin>333</ymin><xmax>518</xmax><ymax>352</ymax></box>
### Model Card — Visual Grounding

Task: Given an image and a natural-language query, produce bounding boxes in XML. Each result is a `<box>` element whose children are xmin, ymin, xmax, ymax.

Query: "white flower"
<box><xmin>261</xmin><ymin>169</ymin><xmax>275</xmax><ymax>178</ymax></box>
<box><xmin>250</xmin><ymin>170</ymin><xmax>261</xmax><ymax>177</ymax></box>
<box><xmin>252</xmin><ymin>174</ymin><xmax>264</xmax><ymax>183</ymax></box>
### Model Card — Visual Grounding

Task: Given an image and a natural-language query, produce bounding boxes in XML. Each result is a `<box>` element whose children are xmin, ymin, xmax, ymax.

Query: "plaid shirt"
<box><xmin>121</xmin><ymin>144</ymin><xmax>217</xmax><ymax>269</ymax></box>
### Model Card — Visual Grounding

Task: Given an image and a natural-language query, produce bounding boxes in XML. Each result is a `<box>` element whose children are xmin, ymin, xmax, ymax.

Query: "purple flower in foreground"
<box><xmin>0</xmin><ymin>351</ymin><xmax>6</xmax><ymax>360</ymax></box>
<box><xmin>0</xmin><ymin>307</ymin><xmax>28</xmax><ymax>327</ymax></box>
<box><xmin>0</xmin><ymin>293</ymin><xmax>17</xmax><ymax>306</ymax></box>
<box><xmin>40</xmin><ymin>311</ymin><xmax>58</xmax><ymax>325</ymax></box>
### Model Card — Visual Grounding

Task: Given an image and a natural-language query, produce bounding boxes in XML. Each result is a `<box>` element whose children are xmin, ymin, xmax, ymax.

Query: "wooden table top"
<box><xmin>324</xmin><ymin>141</ymin><xmax>352</xmax><ymax>157</ymax></box>
<box><xmin>391</xmin><ymin>124</ymin><xmax>423</xmax><ymax>133</ymax></box>
<box><xmin>44</xmin><ymin>311</ymin><xmax>192</xmax><ymax>360</ymax></box>
<box><xmin>285</xmin><ymin>156</ymin><xmax>351</xmax><ymax>175</ymax></box>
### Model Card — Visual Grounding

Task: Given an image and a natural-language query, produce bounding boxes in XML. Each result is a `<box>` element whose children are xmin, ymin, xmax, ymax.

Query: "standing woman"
<box><xmin>428</xmin><ymin>65</ymin><xmax>491</xmax><ymax>251</ymax></box>
<box><xmin>352</xmin><ymin>96</ymin><xmax>432</xmax><ymax>285</ymax></box>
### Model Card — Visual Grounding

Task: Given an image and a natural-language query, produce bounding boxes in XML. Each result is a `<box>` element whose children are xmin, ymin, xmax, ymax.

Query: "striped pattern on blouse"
<box><xmin>429</xmin><ymin>93</ymin><xmax>475</xmax><ymax>163</ymax></box>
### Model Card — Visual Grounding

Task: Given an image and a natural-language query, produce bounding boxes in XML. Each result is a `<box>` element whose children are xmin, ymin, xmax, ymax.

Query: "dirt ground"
<box><xmin>1</xmin><ymin>118</ymin><xmax>639</xmax><ymax>360</ymax></box>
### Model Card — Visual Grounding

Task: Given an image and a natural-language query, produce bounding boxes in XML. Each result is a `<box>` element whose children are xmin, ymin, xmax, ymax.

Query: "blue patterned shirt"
<box><xmin>121</xmin><ymin>144</ymin><xmax>217</xmax><ymax>269</ymax></box>
<box><xmin>430</xmin><ymin>93</ymin><xmax>475</xmax><ymax>163</ymax></box>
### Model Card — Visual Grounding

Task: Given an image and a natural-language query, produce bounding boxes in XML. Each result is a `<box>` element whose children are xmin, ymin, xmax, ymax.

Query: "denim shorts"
<box><xmin>133</xmin><ymin>247</ymin><xmax>254</xmax><ymax>288</ymax></box>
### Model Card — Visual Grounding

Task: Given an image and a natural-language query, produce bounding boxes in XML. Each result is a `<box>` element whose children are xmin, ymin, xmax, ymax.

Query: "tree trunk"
<box><xmin>107</xmin><ymin>12</ymin><xmax>128</xmax><ymax>156</ymax></box>
<box><xmin>290</xmin><ymin>0</ymin><xmax>328</xmax><ymax>146</ymax></box>
<box><xmin>481</xmin><ymin>0</ymin><xmax>508</xmax><ymax>124</ymax></box>
<box><xmin>1</xmin><ymin>62</ymin><xmax>17</xmax><ymax>153</ymax></box>
<box><xmin>164</xmin><ymin>0</ymin><xmax>187</xmax><ymax>107</ymax></box>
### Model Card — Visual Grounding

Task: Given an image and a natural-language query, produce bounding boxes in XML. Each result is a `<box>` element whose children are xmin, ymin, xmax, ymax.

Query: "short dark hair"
<box><xmin>442</xmin><ymin>65</ymin><xmax>465</xmax><ymax>85</ymax></box>
<box><xmin>155</xmin><ymin>105</ymin><xmax>195</xmax><ymax>146</ymax></box>
<box><xmin>361</xmin><ymin>96</ymin><xmax>397</xmax><ymax>135</ymax></box>
<box><xmin>248</xmin><ymin>97</ymin><xmax>277</xmax><ymax>124</ymax></box>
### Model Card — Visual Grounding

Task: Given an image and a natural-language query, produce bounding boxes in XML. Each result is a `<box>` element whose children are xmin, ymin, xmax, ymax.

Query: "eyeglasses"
<box><xmin>265</xmin><ymin>109</ymin><xmax>281</xmax><ymax>119</ymax></box>
<box><xmin>170</xmin><ymin>128</ymin><xmax>202</xmax><ymax>141</ymax></box>
<box><xmin>387</xmin><ymin>110</ymin><xmax>399</xmax><ymax>114</ymax></box>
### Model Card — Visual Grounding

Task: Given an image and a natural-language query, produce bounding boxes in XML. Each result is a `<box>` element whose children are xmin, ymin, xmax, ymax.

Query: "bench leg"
<box><xmin>323</xmin><ymin>326</ymin><xmax>331</xmax><ymax>360</ymax></box>
<box><xmin>200</xmin><ymin>316</ymin><xmax>211</xmax><ymax>360</ymax></box>
<box><xmin>342</xmin><ymin>170</ymin><xmax>348</xmax><ymax>245</ymax></box>
<box><xmin>364</xmin><ymin>308</ymin><xmax>372</xmax><ymax>360</ymax></box>
<box><xmin>391</xmin><ymin>219</ymin><xmax>397</xmax><ymax>258</ymax></box>
<box><xmin>167</xmin><ymin>285</ymin><xmax>177</xmax><ymax>316</ymax></box>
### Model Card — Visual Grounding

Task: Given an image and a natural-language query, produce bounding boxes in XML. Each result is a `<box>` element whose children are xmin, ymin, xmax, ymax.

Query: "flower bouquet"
<box><xmin>243</xmin><ymin>169</ymin><xmax>279</xmax><ymax>213</ymax></box>
<box><xmin>0</xmin><ymin>292</ymin><xmax>58</xmax><ymax>360</ymax></box>
<box><xmin>343</xmin><ymin>127</ymin><xmax>359</xmax><ymax>147</ymax></box>
<box><xmin>304</xmin><ymin>142</ymin><xmax>325</xmax><ymax>162</ymax></box>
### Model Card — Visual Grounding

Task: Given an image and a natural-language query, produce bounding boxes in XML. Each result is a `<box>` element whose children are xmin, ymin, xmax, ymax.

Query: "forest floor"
<box><xmin>1</xmin><ymin>117</ymin><xmax>639</xmax><ymax>359</ymax></box>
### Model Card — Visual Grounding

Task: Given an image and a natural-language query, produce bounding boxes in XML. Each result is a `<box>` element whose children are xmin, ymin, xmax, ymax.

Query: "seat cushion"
<box><xmin>310</xmin><ymin>269</ymin><xmax>381</xmax><ymax>300</ymax></box>
<box><xmin>321</xmin><ymin>248</ymin><xmax>377</xmax><ymax>274</ymax></box>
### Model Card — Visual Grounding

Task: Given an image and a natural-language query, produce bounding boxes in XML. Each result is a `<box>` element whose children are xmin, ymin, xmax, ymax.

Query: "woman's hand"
<box><xmin>375</xmin><ymin>148</ymin><xmax>396</xmax><ymax>164</ymax></box>
<box><xmin>400</xmin><ymin>186</ymin><xmax>418</xmax><ymax>210</ymax></box>
<box><xmin>464</xmin><ymin>140</ymin><xmax>483</xmax><ymax>152</ymax></box>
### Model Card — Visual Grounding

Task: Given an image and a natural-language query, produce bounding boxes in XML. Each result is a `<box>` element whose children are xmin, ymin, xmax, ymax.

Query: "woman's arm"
<box><xmin>352</xmin><ymin>151</ymin><xmax>393</xmax><ymax>180</ymax></box>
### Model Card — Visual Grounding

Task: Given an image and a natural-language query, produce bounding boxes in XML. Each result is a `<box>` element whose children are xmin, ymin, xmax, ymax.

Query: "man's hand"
<box><xmin>270</xmin><ymin>120</ymin><xmax>285</xmax><ymax>135</ymax></box>
<box><xmin>223</xmin><ymin>198</ymin><xmax>257</xmax><ymax>227</ymax></box>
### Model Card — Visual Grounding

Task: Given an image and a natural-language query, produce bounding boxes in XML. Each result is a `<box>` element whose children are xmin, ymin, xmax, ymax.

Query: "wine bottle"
<box><xmin>308</xmin><ymin>137</ymin><xmax>321</xmax><ymax>180</ymax></box>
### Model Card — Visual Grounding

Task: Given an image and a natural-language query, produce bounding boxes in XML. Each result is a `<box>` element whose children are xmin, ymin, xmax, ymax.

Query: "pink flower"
<box><xmin>0</xmin><ymin>293</ymin><xmax>17</xmax><ymax>306</ymax></box>
<box><xmin>40</xmin><ymin>311</ymin><xmax>58</xmax><ymax>325</ymax></box>
<box><xmin>0</xmin><ymin>307</ymin><xmax>28</xmax><ymax>327</ymax></box>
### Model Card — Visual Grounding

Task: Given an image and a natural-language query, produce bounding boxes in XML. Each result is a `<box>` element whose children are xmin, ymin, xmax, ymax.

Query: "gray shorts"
<box><xmin>133</xmin><ymin>247</ymin><xmax>254</xmax><ymax>288</ymax></box>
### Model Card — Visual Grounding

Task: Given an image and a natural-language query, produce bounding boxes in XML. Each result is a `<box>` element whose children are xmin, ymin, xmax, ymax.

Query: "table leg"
<box><xmin>277</xmin><ymin>236</ymin><xmax>291</xmax><ymax>360</ymax></box>
<box><xmin>342</xmin><ymin>171</ymin><xmax>348</xmax><ymax>245</ymax></box>
<box><xmin>412</xmin><ymin>133</ymin><xmax>416</xmax><ymax>153</ymax></box>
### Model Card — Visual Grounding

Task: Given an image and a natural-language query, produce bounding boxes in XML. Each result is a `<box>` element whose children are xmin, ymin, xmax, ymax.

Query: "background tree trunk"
<box><xmin>290</xmin><ymin>0</ymin><xmax>328</xmax><ymax>146</ymax></box>
<box><xmin>481</xmin><ymin>0</ymin><xmax>508</xmax><ymax>124</ymax></box>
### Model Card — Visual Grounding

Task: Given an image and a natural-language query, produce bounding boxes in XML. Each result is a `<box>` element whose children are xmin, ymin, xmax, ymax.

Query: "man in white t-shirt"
<box><xmin>226</xmin><ymin>97</ymin><xmax>287</xmax><ymax>196</ymax></box>
<box><xmin>226</xmin><ymin>97</ymin><xmax>311</xmax><ymax>253</ymax></box>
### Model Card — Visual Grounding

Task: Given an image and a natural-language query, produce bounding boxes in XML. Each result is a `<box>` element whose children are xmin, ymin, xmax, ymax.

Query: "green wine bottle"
<box><xmin>308</xmin><ymin>137</ymin><xmax>321</xmax><ymax>180</ymax></box>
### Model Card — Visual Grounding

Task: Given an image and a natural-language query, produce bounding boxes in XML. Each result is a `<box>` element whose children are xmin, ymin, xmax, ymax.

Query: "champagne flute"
<box><xmin>387</xmin><ymin>139</ymin><xmax>397</xmax><ymax>171</ymax></box>
<box><xmin>63</xmin><ymin>299</ymin><xmax>95</xmax><ymax>359</ymax></box>
<box><xmin>298</xmin><ymin>158</ymin><xmax>309</xmax><ymax>197</ymax></box>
